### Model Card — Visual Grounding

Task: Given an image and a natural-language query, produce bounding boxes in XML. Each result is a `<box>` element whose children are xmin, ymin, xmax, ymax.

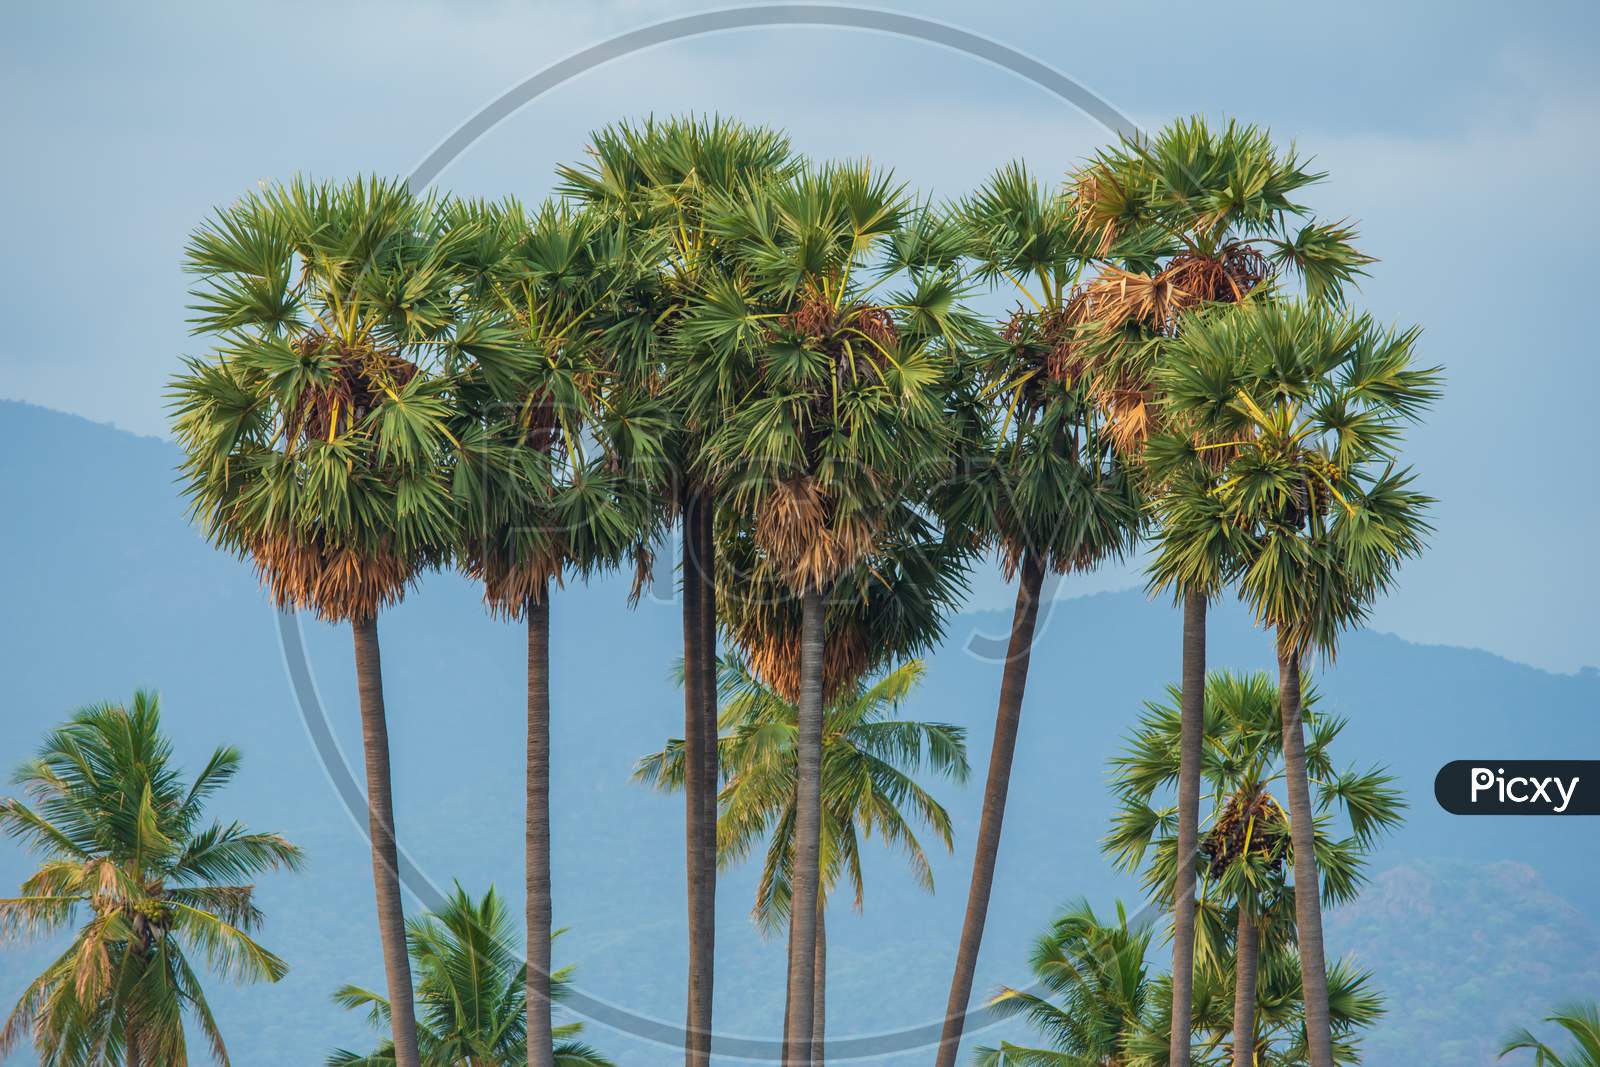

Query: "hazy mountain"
<box><xmin>1</xmin><ymin>399</ymin><xmax>1594</xmax><ymax>1065</ymax></box>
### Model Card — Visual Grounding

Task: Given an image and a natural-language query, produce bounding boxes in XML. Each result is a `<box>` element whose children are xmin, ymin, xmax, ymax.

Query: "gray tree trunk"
<box><xmin>352</xmin><ymin>614</ymin><xmax>421</xmax><ymax>1067</ymax></box>
<box><xmin>698</xmin><ymin>494</ymin><xmax>720</xmax><ymax>1063</ymax></box>
<box><xmin>681</xmin><ymin>490</ymin><xmax>716</xmax><ymax>1067</ymax></box>
<box><xmin>811</xmin><ymin>904</ymin><xmax>826</xmax><ymax>1066</ymax></box>
<box><xmin>1231</xmin><ymin>906</ymin><xmax>1259</xmax><ymax>1067</ymax></box>
<box><xmin>934</xmin><ymin>554</ymin><xmax>1044</xmax><ymax>1067</ymax></box>
<box><xmin>526</xmin><ymin>590</ymin><xmax>554</xmax><ymax>1067</ymax></box>
<box><xmin>1279</xmin><ymin>638</ymin><xmax>1333</xmax><ymax>1067</ymax></box>
<box><xmin>1169</xmin><ymin>591</ymin><xmax>1208</xmax><ymax>1067</ymax></box>
<box><xmin>782</xmin><ymin>585</ymin><xmax>825</xmax><ymax>1066</ymax></box>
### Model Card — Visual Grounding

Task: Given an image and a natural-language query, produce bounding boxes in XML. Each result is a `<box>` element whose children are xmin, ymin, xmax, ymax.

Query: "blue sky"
<box><xmin>4</xmin><ymin>0</ymin><xmax>1596</xmax><ymax>672</ymax></box>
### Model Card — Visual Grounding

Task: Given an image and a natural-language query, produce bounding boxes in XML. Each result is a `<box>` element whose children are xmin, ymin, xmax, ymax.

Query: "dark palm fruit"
<box><xmin>288</xmin><ymin>332</ymin><xmax>418</xmax><ymax>443</ymax></box>
<box><xmin>1201</xmin><ymin>788</ymin><xmax>1286</xmax><ymax>880</ymax></box>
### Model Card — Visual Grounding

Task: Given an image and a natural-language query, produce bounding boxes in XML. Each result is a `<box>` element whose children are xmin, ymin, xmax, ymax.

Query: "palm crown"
<box><xmin>328</xmin><ymin>884</ymin><xmax>612</xmax><ymax>1067</ymax></box>
<box><xmin>444</xmin><ymin>195</ymin><xmax>666</xmax><ymax>612</ymax></box>
<box><xmin>169</xmin><ymin>176</ymin><xmax>524</xmax><ymax>621</ymax></box>
<box><xmin>1105</xmin><ymin>671</ymin><xmax>1405</xmax><ymax>949</ymax></box>
<box><xmin>1149</xmin><ymin>299</ymin><xmax>1441</xmax><ymax>654</ymax></box>
<box><xmin>695</xmin><ymin>162</ymin><xmax>974</xmax><ymax>594</ymax></box>
<box><xmin>974</xmin><ymin>900</ymin><xmax>1154</xmax><ymax>1067</ymax></box>
<box><xmin>0</xmin><ymin>692</ymin><xmax>302</xmax><ymax>1066</ymax></box>
<box><xmin>635</xmin><ymin>657</ymin><xmax>968</xmax><ymax>930</ymax></box>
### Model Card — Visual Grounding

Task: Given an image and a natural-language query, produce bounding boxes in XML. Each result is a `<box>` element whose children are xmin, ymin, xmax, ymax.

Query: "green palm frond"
<box><xmin>0</xmin><ymin>693</ymin><xmax>300</xmax><ymax>1065</ymax></box>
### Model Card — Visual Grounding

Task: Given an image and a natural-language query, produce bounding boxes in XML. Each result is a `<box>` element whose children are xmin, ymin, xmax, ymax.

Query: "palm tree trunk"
<box><xmin>697</xmin><ymin>491</ymin><xmax>720</xmax><ymax>1065</ymax></box>
<box><xmin>1231</xmin><ymin>907</ymin><xmax>1259</xmax><ymax>1067</ymax></box>
<box><xmin>1278</xmin><ymin>635</ymin><xmax>1333</xmax><ymax>1067</ymax></box>
<box><xmin>126</xmin><ymin>1029</ymin><xmax>140</xmax><ymax>1067</ymax></box>
<box><xmin>682</xmin><ymin>489</ymin><xmax>717</xmax><ymax>1067</ymax></box>
<box><xmin>934</xmin><ymin>553</ymin><xmax>1045</xmax><ymax>1067</ymax></box>
<box><xmin>1168</xmin><ymin>590</ymin><xmax>1207</xmax><ymax>1067</ymax></box>
<box><xmin>351</xmin><ymin>614</ymin><xmax>421</xmax><ymax>1067</ymax></box>
<box><xmin>783</xmin><ymin>584</ymin><xmax>825</xmax><ymax>1067</ymax></box>
<box><xmin>811</xmin><ymin>903</ymin><xmax>826</xmax><ymax>1066</ymax></box>
<box><xmin>527</xmin><ymin>589</ymin><xmax>555</xmax><ymax>1067</ymax></box>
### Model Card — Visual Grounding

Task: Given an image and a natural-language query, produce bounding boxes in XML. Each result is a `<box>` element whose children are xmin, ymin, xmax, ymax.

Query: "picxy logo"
<box><xmin>1435</xmin><ymin>760</ymin><xmax>1599</xmax><ymax>815</ymax></box>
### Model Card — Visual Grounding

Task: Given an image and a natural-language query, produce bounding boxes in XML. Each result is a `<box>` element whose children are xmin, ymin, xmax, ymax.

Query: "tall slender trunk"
<box><xmin>1278</xmin><ymin>636</ymin><xmax>1333</xmax><ymax>1067</ymax></box>
<box><xmin>697</xmin><ymin>491</ymin><xmax>720</xmax><ymax>1063</ymax></box>
<box><xmin>126</xmin><ymin>1025</ymin><xmax>140</xmax><ymax>1067</ymax></box>
<box><xmin>811</xmin><ymin>903</ymin><xmax>826</xmax><ymax>1066</ymax></box>
<box><xmin>1168</xmin><ymin>591</ymin><xmax>1207</xmax><ymax>1067</ymax></box>
<box><xmin>1231</xmin><ymin>906</ymin><xmax>1259</xmax><ymax>1067</ymax></box>
<box><xmin>682</xmin><ymin>489</ymin><xmax>717</xmax><ymax>1067</ymax></box>
<box><xmin>526</xmin><ymin>590</ymin><xmax>555</xmax><ymax>1067</ymax></box>
<box><xmin>783</xmin><ymin>585</ymin><xmax>825</xmax><ymax>1067</ymax></box>
<box><xmin>934</xmin><ymin>553</ymin><xmax>1044</xmax><ymax>1067</ymax></box>
<box><xmin>351</xmin><ymin>615</ymin><xmax>421</xmax><ymax>1067</ymax></box>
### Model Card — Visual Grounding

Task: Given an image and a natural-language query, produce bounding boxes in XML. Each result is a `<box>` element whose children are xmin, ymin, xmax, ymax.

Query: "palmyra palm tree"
<box><xmin>1105</xmin><ymin>671</ymin><xmax>1404</xmax><ymax>1066</ymax></box>
<box><xmin>694</xmin><ymin>161</ymin><xmax>974</xmax><ymax>1064</ymax></box>
<box><xmin>1069</xmin><ymin>118</ymin><xmax>1373</xmax><ymax>1067</ymax></box>
<box><xmin>328</xmin><ymin>884</ymin><xmax>613</xmax><ymax>1067</ymax></box>
<box><xmin>558</xmin><ymin>116</ymin><xmax>797</xmax><ymax>1067</ymax></box>
<box><xmin>637</xmin><ymin>657</ymin><xmax>968</xmax><ymax>1063</ymax></box>
<box><xmin>1501</xmin><ymin>1002</ymin><xmax>1600</xmax><ymax>1067</ymax></box>
<box><xmin>0</xmin><ymin>692</ymin><xmax>302</xmax><ymax>1066</ymax></box>
<box><xmin>1155</xmin><ymin>299</ymin><xmax>1438</xmax><ymax>1066</ymax></box>
<box><xmin>932</xmin><ymin>161</ymin><xmax>1144</xmax><ymax>1067</ymax></box>
<box><xmin>169</xmin><ymin>176</ymin><xmax>522</xmax><ymax>1067</ymax></box>
<box><xmin>972</xmin><ymin>900</ymin><xmax>1154</xmax><ymax>1067</ymax></box>
<box><xmin>445</xmin><ymin>196</ymin><xmax>662</xmax><ymax>1067</ymax></box>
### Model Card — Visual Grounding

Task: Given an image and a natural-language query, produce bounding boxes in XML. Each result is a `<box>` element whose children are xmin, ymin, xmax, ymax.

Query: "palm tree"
<box><xmin>169</xmin><ymin>176</ymin><xmax>517</xmax><ymax>1067</ymax></box>
<box><xmin>446</xmin><ymin>196</ymin><xmax>662</xmax><ymax>1067</ymax></box>
<box><xmin>1501</xmin><ymin>1002</ymin><xmax>1600</xmax><ymax>1067</ymax></box>
<box><xmin>636</xmin><ymin>657</ymin><xmax>968</xmax><ymax>1064</ymax></box>
<box><xmin>328</xmin><ymin>884</ymin><xmax>613</xmax><ymax>1067</ymax></box>
<box><xmin>1157</xmin><ymin>298</ymin><xmax>1439</xmax><ymax>1066</ymax></box>
<box><xmin>0</xmin><ymin>692</ymin><xmax>303</xmax><ymax>1066</ymax></box>
<box><xmin>1129</xmin><ymin>942</ymin><xmax>1385</xmax><ymax>1066</ymax></box>
<box><xmin>1071</xmin><ymin>118</ymin><xmax>1373</xmax><ymax>1067</ymax></box>
<box><xmin>1105</xmin><ymin>671</ymin><xmax>1404</xmax><ymax>1065</ymax></box>
<box><xmin>558</xmin><ymin>116</ymin><xmax>798</xmax><ymax>1067</ymax></box>
<box><xmin>695</xmin><ymin>162</ymin><xmax>973</xmax><ymax>1064</ymax></box>
<box><xmin>972</xmin><ymin>900</ymin><xmax>1154</xmax><ymax>1067</ymax></box>
<box><xmin>931</xmin><ymin>161</ymin><xmax>1144</xmax><ymax>1067</ymax></box>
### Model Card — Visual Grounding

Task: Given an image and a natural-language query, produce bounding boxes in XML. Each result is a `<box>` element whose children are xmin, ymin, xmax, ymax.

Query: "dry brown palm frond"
<box><xmin>739</xmin><ymin>623</ymin><xmax>871</xmax><ymax>706</ymax></box>
<box><xmin>751</xmin><ymin>478</ymin><xmax>879</xmax><ymax>593</ymax></box>
<box><xmin>252</xmin><ymin>531</ymin><xmax>414</xmax><ymax>622</ymax></box>
<box><xmin>1070</xmin><ymin>170</ymin><xmax>1121</xmax><ymax>257</ymax></box>
<box><xmin>1164</xmin><ymin>242</ymin><xmax>1270</xmax><ymax>306</ymax></box>
<box><xmin>469</xmin><ymin>552</ymin><xmax>565</xmax><ymax>619</ymax></box>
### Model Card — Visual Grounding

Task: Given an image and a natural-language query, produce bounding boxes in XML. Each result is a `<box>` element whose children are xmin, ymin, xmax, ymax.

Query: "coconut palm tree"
<box><xmin>169</xmin><ymin>176</ymin><xmax>519</xmax><ymax>1067</ymax></box>
<box><xmin>636</xmin><ymin>657</ymin><xmax>968</xmax><ymax>1064</ymax></box>
<box><xmin>558</xmin><ymin>116</ymin><xmax>798</xmax><ymax>1066</ymax></box>
<box><xmin>1129</xmin><ymin>941</ymin><xmax>1385</xmax><ymax>1066</ymax></box>
<box><xmin>328</xmin><ymin>884</ymin><xmax>613</xmax><ymax>1067</ymax></box>
<box><xmin>1105</xmin><ymin>671</ymin><xmax>1404</xmax><ymax>1065</ymax></box>
<box><xmin>1155</xmin><ymin>299</ymin><xmax>1439</xmax><ymax>1066</ymax></box>
<box><xmin>1070</xmin><ymin>118</ymin><xmax>1373</xmax><ymax>1067</ymax></box>
<box><xmin>931</xmin><ymin>162</ymin><xmax>1144</xmax><ymax>1067</ymax></box>
<box><xmin>1501</xmin><ymin>1002</ymin><xmax>1600</xmax><ymax>1067</ymax></box>
<box><xmin>693</xmin><ymin>161</ymin><xmax>973</xmax><ymax>1064</ymax></box>
<box><xmin>972</xmin><ymin>900</ymin><xmax>1154</xmax><ymax>1067</ymax></box>
<box><xmin>0</xmin><ymin>692</ymin><xmax>302</xmax><ymax>1066</ymax></box>
<box><xmin>445</xmin><ymin>196</ymin><xmax>663</xmax><ymax>1067</ymax></box>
